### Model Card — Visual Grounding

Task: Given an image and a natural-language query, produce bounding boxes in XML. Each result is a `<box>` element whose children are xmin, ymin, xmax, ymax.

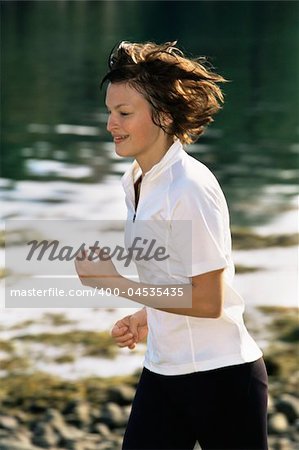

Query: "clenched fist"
<box><xmin>111</xmin><ymin>308</ymin><xmax>148</xmax><ymax>350</ymax></box>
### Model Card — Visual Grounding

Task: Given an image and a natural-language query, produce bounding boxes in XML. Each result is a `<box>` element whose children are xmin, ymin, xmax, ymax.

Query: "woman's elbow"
<box><xmin>208</xmin><ymin>305</ymin><xmax>222</xmax><ymax>319</ymax></box>
<box><xmin>193</xmin><ymin>293</ymin><xmax>223</xmax><ymax>318</ymax></box>
<box><xmin>210</xmin><ymin>291</ymin><xmax>223</xmax><ymax>318</ymax></box>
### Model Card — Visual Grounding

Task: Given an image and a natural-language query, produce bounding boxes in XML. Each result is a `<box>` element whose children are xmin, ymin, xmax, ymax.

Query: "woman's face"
<box><xmin>105</xmin><ymin>82</ymin><xmax>173</xmax><ymax>169</ymax></box>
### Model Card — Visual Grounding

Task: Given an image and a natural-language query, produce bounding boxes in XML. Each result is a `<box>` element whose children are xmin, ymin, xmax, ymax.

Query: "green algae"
<box><xmin>231</xmin><ymin>229</ymin><xmax>298</xmax><ymax>250</ymax></box>
<box><xmin>0</xmin><ymin>371</ymin><xmax>139</xmax><ymax>414</ymax></box>
<box><xmin>13</xmin><ymin>330</ymin><xmax>117</xmax><ymax>358</ymax></box>
<box><xmin>42</xmin><ymin>312</ymin><xmax>76</xmax><ymax>326</ymax></box>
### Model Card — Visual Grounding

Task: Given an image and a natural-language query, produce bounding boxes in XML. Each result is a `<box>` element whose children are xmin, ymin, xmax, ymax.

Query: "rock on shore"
<box><xmin>0</xmin><ymin>383</ymin><xmax>136</xmax><ymax>450</ymax></box>
<box><xmin>0</xmin><ymin>307</ymin><xmax>298</xmax><ymax>450</ymax></box>
<box><xmin>0</xmin><ymin>372</ymin><xmax>298</xmax><ymax>450</ymax></box>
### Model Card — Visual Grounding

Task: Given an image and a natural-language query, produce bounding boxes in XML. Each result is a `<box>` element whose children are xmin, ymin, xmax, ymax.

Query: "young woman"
<box><xmin>75</xmin><ymin>41</ymin><xmax>268</xmax><ymax>450</ymax></box>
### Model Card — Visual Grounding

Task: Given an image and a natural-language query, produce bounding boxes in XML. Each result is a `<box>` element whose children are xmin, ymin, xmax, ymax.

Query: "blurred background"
<box><xmin>1</xmin><ymin>1</ymin><xmax>298</xmax><ymax>450</ymax></box>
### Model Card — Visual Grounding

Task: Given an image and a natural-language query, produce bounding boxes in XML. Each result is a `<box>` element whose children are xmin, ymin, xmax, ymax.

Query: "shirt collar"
<box><xmin>121</xmin><ymin>140</ymin><xmax>185</xmax><ymax>191</ymax></box>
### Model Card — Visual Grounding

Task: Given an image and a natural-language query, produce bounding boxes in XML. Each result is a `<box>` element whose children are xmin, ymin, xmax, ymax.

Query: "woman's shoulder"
<box><xmin>170</xmin><ymin>152</ymin><xmax>224</xmax><ymax>201</ymax></box>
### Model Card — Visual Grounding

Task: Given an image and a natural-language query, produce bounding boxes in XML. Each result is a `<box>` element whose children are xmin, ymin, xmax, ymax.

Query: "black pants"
<box><xmin>122</xmin><ymin>358</ymin><xmax>268</xmax><ymax>450</ymax></box>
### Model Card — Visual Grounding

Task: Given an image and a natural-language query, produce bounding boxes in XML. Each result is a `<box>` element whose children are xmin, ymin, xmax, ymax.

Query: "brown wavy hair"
<box><xmin>101</xmin><ymin>41</ymin><xmax>228</xmax><ymax>144</ymax></box>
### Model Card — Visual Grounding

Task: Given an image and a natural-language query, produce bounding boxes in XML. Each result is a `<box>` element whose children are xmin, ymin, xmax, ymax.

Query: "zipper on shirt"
<box><xmin>133</xmin><ymin>175</ymin><xmax>142</xmax><ymax>223</ymax></box>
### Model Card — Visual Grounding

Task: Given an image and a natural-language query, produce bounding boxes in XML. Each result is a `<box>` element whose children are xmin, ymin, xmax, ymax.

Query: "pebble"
<box><xmin>273</xmin><ymin>437</ymin><xmax>294</xmax><ymax>450</ymax></box>
<box><xmin>107</xmin><ymin>385</ymin><xmax>136</xmax><ymax>405</ymax></box>
<box><xmin>269</xmin><ymin>413</ymin><xmax>289</xmax><ymax>434</ymax></box>
<box><xmin>276</xmin><ymin>394</ymin><xmax>299</xmax><ymax>423</ymax></box>
<box><xmin>0</xmin><ymin>415</ymin><xmax>19</xmax><ymax>431</ymax></box>
<box><xmin>32</xmin><ymin>423</ymin><xmax>59</xmax><ymax>448</ymax></box>
<box><xmin>0</xmin><ymin>439</ymin><xmax>44</xmax><ymax>450</ymax></box>
<box><xmin>92</xmin><ymin>423</ymin><xmax>111</xmax><ymax>438</ymax></box>
<box><xmin>64</xmin><ymin>401</ymin><xmax>91</xmax><ymax>429</ymax></box>
<box><xmin>99</xmin><ymin>402</ymin><xmax>127</xmax><ymax>428</ymax></box>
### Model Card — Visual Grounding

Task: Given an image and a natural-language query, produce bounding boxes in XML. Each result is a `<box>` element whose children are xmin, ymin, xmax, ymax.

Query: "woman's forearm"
<box><xmin>87</xmin><ymin>274</ymin><xmax>221</xmax><ymax>319</ymax></box>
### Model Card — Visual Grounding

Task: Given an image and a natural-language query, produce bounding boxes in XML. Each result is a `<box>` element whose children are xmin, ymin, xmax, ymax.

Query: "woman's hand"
<box><xmin>111</xmin><ymin>308</ymin><xmax>148</xmax><ymax>350</ymax></box>
<box><xmin>75</xmin><ymin>248</ymin><xmax>120</xmax><ymax>288</ymax></box>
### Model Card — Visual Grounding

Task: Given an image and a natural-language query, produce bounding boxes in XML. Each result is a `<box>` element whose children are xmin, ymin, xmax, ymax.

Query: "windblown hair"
<box><xmin>101</xmin><ymin>41</ymin><xmax>228</xmax><ymax>144</ymax></box>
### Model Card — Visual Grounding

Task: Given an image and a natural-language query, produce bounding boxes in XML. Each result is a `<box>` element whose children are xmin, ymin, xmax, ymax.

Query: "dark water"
<box><xmin>1</xmin><ymin>1</ymin><xmax>298</xmax><ymax>227</ymax></box>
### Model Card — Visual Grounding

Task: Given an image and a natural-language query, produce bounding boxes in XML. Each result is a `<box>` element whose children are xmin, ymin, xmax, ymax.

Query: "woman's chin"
<box><xmin>115</xmin><ymin>146</ymin><xmax>133</xmax><ymax>158</ymax></box>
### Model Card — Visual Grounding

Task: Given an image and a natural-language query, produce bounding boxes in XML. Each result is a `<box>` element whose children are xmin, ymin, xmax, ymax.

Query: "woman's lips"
<box><xmin>114</xmin><ymin>135</ymin><xmax>129</xmax><ymax>144</ymax></box>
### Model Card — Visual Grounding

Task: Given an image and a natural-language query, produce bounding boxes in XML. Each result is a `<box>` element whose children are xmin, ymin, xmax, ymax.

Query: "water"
<box><xmin>2</xmin><ymin>1</ymin><xmax>298</xmax><ymax>226</ymax></box>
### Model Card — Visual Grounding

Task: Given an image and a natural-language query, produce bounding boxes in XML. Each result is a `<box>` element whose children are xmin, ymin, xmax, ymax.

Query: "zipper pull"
<box><xmin>133</xmin><ymin>213</ymin><xmax>136</xmax><ymax>222</ymax></box>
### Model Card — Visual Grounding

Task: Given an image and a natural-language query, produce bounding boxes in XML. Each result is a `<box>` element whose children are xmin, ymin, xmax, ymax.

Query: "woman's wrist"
<box><xmin>133</xmin><ymin>307</ymin><xmax>147</xmax><ymax>326</ymax></box>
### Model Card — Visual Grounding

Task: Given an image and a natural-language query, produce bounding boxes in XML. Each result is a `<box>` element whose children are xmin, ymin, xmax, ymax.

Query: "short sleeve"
<box><xmin>170</xmin><ymin>182</ymin><xmax>229</xmax><ymax>277</ymax></box>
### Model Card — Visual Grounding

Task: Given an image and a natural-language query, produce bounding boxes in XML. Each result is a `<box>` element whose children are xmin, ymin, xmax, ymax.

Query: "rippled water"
<box><xmin>2</xmin><ymin>1</ymin><xmax>298</xmax><ymax>226</ymax></box>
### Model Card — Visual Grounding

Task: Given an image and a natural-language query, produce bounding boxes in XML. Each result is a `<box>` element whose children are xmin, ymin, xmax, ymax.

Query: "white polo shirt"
<box><xmin>121</xmin><ymin>140</ymin><xmax>262</xmax><ymax>375</ymax></box>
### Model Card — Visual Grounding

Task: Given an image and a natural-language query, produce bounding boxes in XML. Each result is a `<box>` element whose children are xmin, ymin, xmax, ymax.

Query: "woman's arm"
<box><xmin>101</xmin><ymin>269</ymin><xmax>224</xmax><ymax>318</ymax></box>
<box><xmin>75</xmin><ymin>252</ymin><xmax>224</xmax><ymax>318</ymax></box>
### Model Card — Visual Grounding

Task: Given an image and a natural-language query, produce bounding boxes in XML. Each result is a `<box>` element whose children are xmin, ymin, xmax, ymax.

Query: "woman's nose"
<box><xmin>107</xmin><ymin>113</ymin><xmax>118</xmax><ymax>132</ymax></box>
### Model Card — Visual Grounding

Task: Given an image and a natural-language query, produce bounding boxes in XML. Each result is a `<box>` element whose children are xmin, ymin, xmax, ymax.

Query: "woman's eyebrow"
<box><xmin>105</xmin><ymin>103</ymin><xmax>131</xmax><ymax>110</ymax></box>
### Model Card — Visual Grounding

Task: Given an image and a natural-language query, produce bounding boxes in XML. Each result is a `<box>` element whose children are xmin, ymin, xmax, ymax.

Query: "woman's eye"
<box><xmin>120</xmin><ymin>112</ymin><xmax>131</xmax><ymax>116</ymax></box>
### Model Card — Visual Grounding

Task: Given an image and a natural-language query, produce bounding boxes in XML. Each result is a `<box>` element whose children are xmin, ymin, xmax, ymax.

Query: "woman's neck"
<box><xmin>136</xmin><ymin>136</ymin><xmax>174</xmax><ymax>175</ymax></box>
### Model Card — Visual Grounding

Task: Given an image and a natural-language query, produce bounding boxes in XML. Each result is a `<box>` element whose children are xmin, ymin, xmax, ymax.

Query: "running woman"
<box><xmin>76</xmin><ymin>41</ymin><xmax>268</xmax><ymax>450</ymax></box>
